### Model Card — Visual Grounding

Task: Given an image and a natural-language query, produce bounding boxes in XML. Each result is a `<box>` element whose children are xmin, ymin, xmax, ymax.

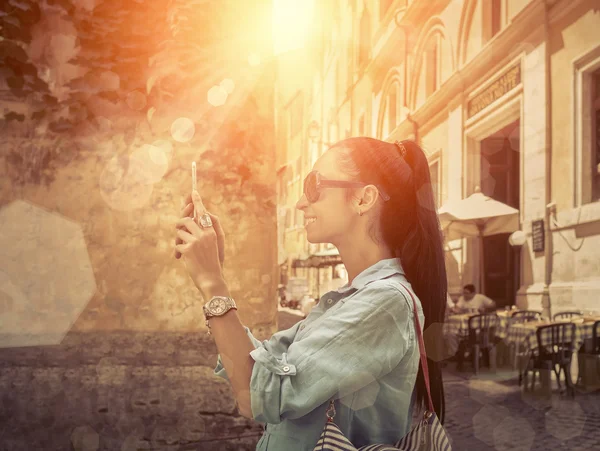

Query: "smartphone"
<box><xmin>192</xmin><ymin>161</ymin><xmax>197</xmax><ymax>220</ymax></box>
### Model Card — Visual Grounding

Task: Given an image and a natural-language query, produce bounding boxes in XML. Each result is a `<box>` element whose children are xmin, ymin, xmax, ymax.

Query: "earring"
<box><xmin>358</xmin><ymin>210</ymin><xmax>363</xmax><ymax>216</ymax></box>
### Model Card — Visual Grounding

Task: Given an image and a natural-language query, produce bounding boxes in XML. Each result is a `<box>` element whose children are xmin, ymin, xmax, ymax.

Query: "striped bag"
<box><xmin>313</xmin><ymin>284</ymin><xmax>452</xmax><ymax>451</ymax></box>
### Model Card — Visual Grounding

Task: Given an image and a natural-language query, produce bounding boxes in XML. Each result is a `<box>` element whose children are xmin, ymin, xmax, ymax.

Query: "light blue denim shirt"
<box><xmin>215</xmin><ymin>257</ymin><xmax>424</xmax><ymax>450</ymax></box>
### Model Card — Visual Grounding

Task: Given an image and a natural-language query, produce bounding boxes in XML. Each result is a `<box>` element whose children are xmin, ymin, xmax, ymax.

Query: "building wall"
<box><xmin>275</xmin><ymin>0</ymin><xmax>600</xmax><ymax>315</ymax></box>
<box><xmin>546</xmin><ymin>0</ymin><xmax>600</xmax><ymax>313</ymax></box>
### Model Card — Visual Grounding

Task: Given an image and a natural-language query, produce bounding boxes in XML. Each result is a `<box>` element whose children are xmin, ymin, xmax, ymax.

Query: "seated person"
<box><xmin>456</xmin><ymin>284</ymin><xmax>496</xmax><ymax>313</ymax></box>
<box><xmin>446</xmin><ymin>293</ymin><xmax>460</xmax><ymax>315</ymax></box>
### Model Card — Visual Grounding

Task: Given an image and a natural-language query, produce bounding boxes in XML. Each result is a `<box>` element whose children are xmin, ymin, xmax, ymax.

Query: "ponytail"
<box><xmin>333</xmin><ymin>137</ymin><xmax>448</xmax><ymax>422</ymax></box>
<box><xmin>397</xmin><ymin>140</ymin><xmax>447</xmax><ymax>422</ymax></box>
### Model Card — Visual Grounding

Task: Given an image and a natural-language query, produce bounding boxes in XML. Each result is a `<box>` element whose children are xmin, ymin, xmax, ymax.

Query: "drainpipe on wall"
<box><xmin>542</xmin><ymin>0</ymin><xmax>554</xmax><ymax>319</ymax></box>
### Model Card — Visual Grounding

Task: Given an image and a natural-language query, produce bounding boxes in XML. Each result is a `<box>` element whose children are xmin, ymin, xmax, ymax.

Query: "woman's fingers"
<box><xmin>176</xmin><ymin>228</ymin><xmax>194</xmax><ymax>243</ymax></box>
<box><xmin>175</xmin><ymin>202</ymin><xmax>195</xmax><ymax>259</ymax></box>
<box><xmin>176</xmin><ymin>216</ymin><xmax>205</xmax><ymax>236</ymax></box>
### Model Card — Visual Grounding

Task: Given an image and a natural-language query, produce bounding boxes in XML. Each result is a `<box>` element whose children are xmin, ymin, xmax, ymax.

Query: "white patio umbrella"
<box><xmin>438</xmin><ymin>187</ymin><xmax>519</xmax><ymax>293</ymax></box>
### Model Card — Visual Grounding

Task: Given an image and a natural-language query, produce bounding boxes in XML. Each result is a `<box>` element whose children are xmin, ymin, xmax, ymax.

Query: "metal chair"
<box><xmin>523</xmin><ymin>322</ymin><xmax>577</xmax><ymax>396</ymax></box>
<box><xmin>553</xmin><ymin>311</ymin><xmax>583</xmax><ymax>321</ymax></box>
<box><xmin>456</xmin><ymin>313</ymin><xmax>499</xmax><ymax>374</ymax></box>
<box><xmin>509</xmin><ymin>311</ymin><xmax>542</xmax><ymax>369</ymax></box>
<box><xmin>576</xmin><ymin>320</ymin><xmax>600</xmax><ymax>388</ymax></box>
<box><xmin>593</xmin><ymin>320</ymin><xmax>600</xmax><ymax>355</ymax></box>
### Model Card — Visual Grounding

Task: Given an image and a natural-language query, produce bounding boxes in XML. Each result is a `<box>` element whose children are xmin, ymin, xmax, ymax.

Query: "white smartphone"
<box><xmin>192</xmin><ymin>161</ymin><xmax>197</xmax><ymax>220</ymax></box>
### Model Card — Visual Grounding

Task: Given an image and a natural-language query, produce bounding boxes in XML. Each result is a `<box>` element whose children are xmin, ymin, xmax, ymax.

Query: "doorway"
<box><xmin>480</xmin><ymin>120</ymin><xmax>520</xmax><ymax>307</ymax></box>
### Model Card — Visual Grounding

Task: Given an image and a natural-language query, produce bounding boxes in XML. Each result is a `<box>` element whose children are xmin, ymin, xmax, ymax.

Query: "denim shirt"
<box><xmin>214</xmin><ymin>258</ymin><xmax>424</xmax><ymax>451</ymax></box>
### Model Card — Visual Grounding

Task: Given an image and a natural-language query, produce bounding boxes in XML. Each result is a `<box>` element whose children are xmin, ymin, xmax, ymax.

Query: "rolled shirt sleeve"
<box><xmin>214</xmin><ymin>324</ymin><xmax>302</xmax><ymax>381</ymax></box>
<box><xmin>249</xmin><ymin>281</ymin><xmax>418</xmax><ymax>424</ymax></box>
<box><xmin>214</xmin><ymin>326</ymin><xmax>265</xmax><ymax>381</ymax></box>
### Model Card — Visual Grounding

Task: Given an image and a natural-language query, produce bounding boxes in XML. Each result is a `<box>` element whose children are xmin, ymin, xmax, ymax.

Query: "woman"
<box><xmin>174</xmin><ymin>138</ymin><xmax>447</xmax><ymax>450</ymax></box>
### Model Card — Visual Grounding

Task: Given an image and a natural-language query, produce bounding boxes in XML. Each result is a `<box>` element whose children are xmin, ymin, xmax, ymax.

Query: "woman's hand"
<box><xmin>174</xmin><ymin>190</ymin><xmax>227</xmax><ymax>297</ymax></box>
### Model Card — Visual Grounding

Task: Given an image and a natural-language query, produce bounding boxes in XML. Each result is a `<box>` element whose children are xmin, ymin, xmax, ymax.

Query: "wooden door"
<box><xmin>480</xmin><ymin>120</ymin><xmax>520</xmax><ymax>308</ymax></box>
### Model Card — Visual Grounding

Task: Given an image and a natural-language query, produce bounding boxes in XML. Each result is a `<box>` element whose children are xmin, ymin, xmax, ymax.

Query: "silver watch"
<box><xmin>203</xmin><ymin>296</ymin><xmax>237</xmax><ymax>334</ymax></box>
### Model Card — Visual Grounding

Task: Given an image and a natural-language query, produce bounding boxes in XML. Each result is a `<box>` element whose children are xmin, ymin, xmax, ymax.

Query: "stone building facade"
<box><xmin>275</xmin><ymin>0</ymin><xmax>600</xmax><ymax>317</ymax></box>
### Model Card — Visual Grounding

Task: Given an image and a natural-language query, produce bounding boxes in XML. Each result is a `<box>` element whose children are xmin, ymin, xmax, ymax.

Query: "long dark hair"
<box><xmin>333</xmin><ymin>137</ymin><xmax>447</xmax><ymax>422</ymax></box>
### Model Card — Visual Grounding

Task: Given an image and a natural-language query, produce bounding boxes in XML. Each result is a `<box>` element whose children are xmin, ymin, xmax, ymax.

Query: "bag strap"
<box><xmin>399</xmin><ymin>283</ymin><xmax>435</xmax><ymax>414</ymax></box>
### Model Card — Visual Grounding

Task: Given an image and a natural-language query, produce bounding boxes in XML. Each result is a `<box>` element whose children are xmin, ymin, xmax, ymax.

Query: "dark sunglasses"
<box><xmin>302</xmin><ymin>171</ymin><xmax>390</xmax><ymax>203</ymax></box>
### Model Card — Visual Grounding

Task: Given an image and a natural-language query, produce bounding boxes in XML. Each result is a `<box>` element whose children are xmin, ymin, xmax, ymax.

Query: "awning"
<box><xmin>438</xmin><ymin>187</ymin><xmax>519</xmax><ymax>240</ymax></box>
<box><xmin>438</xmin><ymin>186</ymin><xmax>520</xmax><ymax>293</ymax></box>
<box><xmin>291</xmin><ymin>258</ymin><xmax>312</xmax><ymax>269</ymax></box>
<box><xmin>291</xmin><ymin>248</ymin><xmax>343</xmax><ymax>269</ymax></box>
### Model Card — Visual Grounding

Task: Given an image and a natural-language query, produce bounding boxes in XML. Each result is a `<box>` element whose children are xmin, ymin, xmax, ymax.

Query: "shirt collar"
<box><xmin>336</xmin><ymin>257</ymin><xmax>405</xmax><ymax>293</ymax></box>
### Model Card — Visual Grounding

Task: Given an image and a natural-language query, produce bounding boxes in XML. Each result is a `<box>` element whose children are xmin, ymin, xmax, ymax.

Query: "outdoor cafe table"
<box><xmin>443</xmin><ymin>309</ymin><xmax>515</xmax><ymax>339</ymax></box>
<box><xmin>504</xmin><ymin>316</ymin><xmax>600</xmax><ymax>355</ymax></box>
<box><xmin>505</xmin><ymin>317</ymin><xmax>600</xmax><ymax>393</ymax></box>
<box><xmin>443</xmin><ymin>310</ymin><xmax>516</xmax><ymax>357</ymax></box>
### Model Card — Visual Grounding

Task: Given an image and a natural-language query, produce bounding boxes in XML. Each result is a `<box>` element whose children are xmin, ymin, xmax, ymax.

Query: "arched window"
<box><xmin>425</xmin><ymin>34</ymin><xmax>441</xmax><ymax>97</ymax></box>
<box><xmin>358</xmin><ymin>8</ymin><xmax>371</xmax><ymax>67</ymax></box>
<box><xmin>377</xmin><ymin>77</ymin><xmax>402</xmax><ymax>139</ymax></box>
<box><xmin>383</xmin><ymin>83</ymin><xmax>400</xmax><ymax>137</ymax></box>
<box><xmin>484</xmin><ymin>0</ymin><xmax>503</xmax><ymax>42</ymax></box>
<box><xmin>411</xmin><ymin>23</ymin><xmax>452</xmax><ymax>110</ymax></box>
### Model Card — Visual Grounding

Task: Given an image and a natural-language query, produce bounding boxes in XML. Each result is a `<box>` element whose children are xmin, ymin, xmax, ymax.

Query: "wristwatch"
<box><xmin>203</xmin><ymin>296</ymin><xmax>237</xmax><ymax>335</ymax></box>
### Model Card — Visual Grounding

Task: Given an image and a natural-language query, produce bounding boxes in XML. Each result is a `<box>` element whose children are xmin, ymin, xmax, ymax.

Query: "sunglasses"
<box><xmin>303</xmin><ymin>171</ymin><xmax>391</xmax><ymax>203</ymax></box>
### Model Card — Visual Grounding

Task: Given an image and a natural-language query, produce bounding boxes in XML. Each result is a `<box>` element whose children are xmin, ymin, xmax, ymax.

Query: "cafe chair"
<box><xmin>523</xmin><ymin>322</ymin><xmax>576</xmax><ymax>397</ymax></box>
<box><xmin>509</xmin><ymin>310</ymin><xmax>542</xmax><ymax>370</ymax></box>
<box><xmin>593</xmin><ymin>320</ymin><xmax>600</xmax><ymax>355</ymax></box>
<box><xmin>553</xmin><ymin>311</ymin><xmax>583</xmax><ymax>321</ymax></box>
<box><xmin>456</xmin><ymin>313</ymin><xmax>499</xmax><ymax>374</ymax></box>
<box><xmin>577</xmin><ymin>320</ymin><xmax>600</xmax><ymax>390</ymax></box>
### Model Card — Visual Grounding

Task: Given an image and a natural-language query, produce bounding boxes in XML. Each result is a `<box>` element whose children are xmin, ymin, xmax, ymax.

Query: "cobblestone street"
<box><xmin>443</xmin><ymin>365</ymin><xmax>600</xmax><ymax>450</ymax></box>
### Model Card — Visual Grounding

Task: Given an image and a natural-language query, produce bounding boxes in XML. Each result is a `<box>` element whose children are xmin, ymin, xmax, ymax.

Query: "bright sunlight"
<box><xmin>272</xmin><ymin>0</ymin><xmax>315</xmax><ymax>56</ymax></box>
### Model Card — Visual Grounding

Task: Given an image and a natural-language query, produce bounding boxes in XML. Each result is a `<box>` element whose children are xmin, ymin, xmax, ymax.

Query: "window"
<box><xmin>388</xmin><ymin>88</ymin><xmax>397</xmax><ymax>133</ymax></box>
<box><xmin>296</xmin><ymin>208</ymin><xmax>304</xmax><ymax>227</ymax></box>
<box><xmin>484</xmin><ymin>0</ymin><xmax>503</xmax><ymax>42</ymax></box>
<box><xmin>491</xmin><ymin>0</ymin><xmax>502</xmax><ymax>37</ymax></box>
<box><xmin>347</xmin><ymin>41</ymin><xmax>354</xmax><ymax>86</ymax></box>
<box><xmin>593</xmin><ymin>69</ymin><xmax>600</xmax><ymax>200</ymax></box>
<box><xmin>358</xmin><ymin>8</ymin><xmax>371</xmax><ymax>68</ymax></box>
<box><xmin>425</xmin><ymin>35</ymin><xmax>439</xmax><ymax>97</ymax></box>
<box><xmin>336</xmin><ymin>61</ymin><xmax>342</xmax><ymax>106</ymax></box>
<box><xmin>289</xmin><ymin>93</ymin><xmax>303</xmax><ymax>138</ymax></box>
<box><xmin>429</xmin><ymin>158</ymin><xmax>441</xmax><ymax>208</ymax></box>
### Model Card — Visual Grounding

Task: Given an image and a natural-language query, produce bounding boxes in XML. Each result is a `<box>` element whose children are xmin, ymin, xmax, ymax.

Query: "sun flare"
<box><xmin>272</xmin><ymin>0</ymin><xmax>315</xmax><ymax>56</ymax></box>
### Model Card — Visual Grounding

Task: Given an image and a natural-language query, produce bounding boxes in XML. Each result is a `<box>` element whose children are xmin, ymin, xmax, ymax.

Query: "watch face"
<box><xmin>210</xmin><ymin>298</ymin><xmax>227</xmax><ymax>314</ymax></box>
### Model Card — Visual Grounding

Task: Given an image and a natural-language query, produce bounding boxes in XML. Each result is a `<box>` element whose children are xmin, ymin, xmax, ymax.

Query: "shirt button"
<box><xmin>326</xmin><ymin>298</ymin><xmax>334</xmax><ymax>305</ymax></box>
<box><xmin>300</xmin><ymin>324</ymin><xmax>305</xmax><ymax>330</ymax></box>
<box><xmin>282</xmin><ymin>366</ymin><xmax>290</xmax><ymax>372</ymax></box>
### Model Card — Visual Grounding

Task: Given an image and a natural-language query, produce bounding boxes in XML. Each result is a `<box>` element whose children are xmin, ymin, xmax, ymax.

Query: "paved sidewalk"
<box><xmin>442</xmin><ymin>363</ymin><xmax>600</xmax><ymax>450</ymax></box>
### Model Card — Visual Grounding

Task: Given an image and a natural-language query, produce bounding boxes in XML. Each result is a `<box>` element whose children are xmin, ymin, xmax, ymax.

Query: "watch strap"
<box><xmin>203</xmin><ymin>296</ymin><xmax>237</xmax><ymax>335</ymax></box>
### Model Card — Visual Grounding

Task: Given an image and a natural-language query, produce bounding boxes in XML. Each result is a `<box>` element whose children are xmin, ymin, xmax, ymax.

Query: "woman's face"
<box><xmin>295</xmin><ymin>149</ymin><xmax>360</xmax><ymax>246</ymax></box>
